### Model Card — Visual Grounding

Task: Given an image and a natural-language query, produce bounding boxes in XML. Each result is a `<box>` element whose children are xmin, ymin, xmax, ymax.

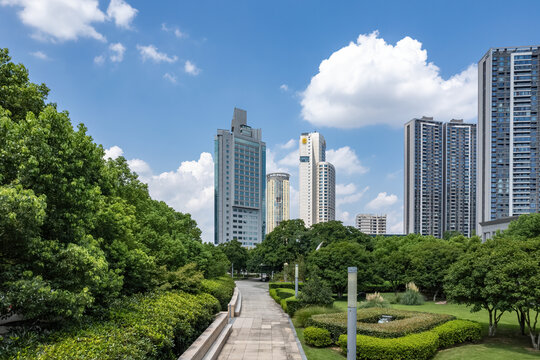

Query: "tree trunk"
<box><xmin>529</xmin><ymin>331</ymin><xmax>539</xmax><ymax>350</ymax></box>
<box><xmin>432</xmin><ymin>288</ymin><xmax>439</xmax><ymax>302</ymax></box>
<box><xmin>488</xmin><ymin>308</ymin><xmax>497</xmax><ymax>337</ymax></box>
<box><xmin>516</xmin><ymin>309</ymin><xmax>526</xmax><ymax>336</ymax></box>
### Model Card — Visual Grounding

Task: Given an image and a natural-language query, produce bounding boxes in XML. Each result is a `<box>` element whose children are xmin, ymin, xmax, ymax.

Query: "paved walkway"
<box><xmin>217</xmin><ymin>280</ymin><xmax>304</xmax><ymax>360</ymax></box>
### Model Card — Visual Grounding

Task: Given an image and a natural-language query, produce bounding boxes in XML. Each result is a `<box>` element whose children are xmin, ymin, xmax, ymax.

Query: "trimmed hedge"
<box><xmin>306</xmin><ymin>308</ymin><xmax>454</xmax><ymax>341</ymax></box>
<box><xmin>276</xmin><ymin>288</ymin><xmax>295</xmax><ymax>300</ymax></box>
<box><xmin>269</xmin><ymin>282</ymin><xmax>304</xmax><ymax>290</ymax></box>
<box><xmin>304</xmin><ymin>327</ymin><xmax>332</xmax><ymax>347</ymax></box>
<box><xmin>200</xmin><ymin>276</ymin><xmax>235</xmax><ymax>311</ymax></box>
<box><xmin>338</xmin><ymin>331</ymin><xmax>439</xmax><ymax>360</ymax></box>
<box><xmin>431</xmin><ymin>320</ymin><xmax>481</xmax><ymax>348</ymax></box>
<box><xmin>7</xmin><ymin>291</ymin><xmax>220</xmax><ymax>360</ymax></box>
<box><xmin>280</xmin><ymin>297</ymin><xmax>304</xmax><ymax>316</ymax></box>
<box><xmin>293</xmin><ymin>306</ymin><xmax>340</xmax><ymax>328</ymax></box>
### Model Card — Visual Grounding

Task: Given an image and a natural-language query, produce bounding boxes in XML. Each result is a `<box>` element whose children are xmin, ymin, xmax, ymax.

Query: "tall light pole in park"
<box><xmin>295</xmin><ymin>264</ymin><xmax>299</xmax><ymax>297</ymax></box>
<box><xmin>284</xmin><ymin>262</ymin><xmax>288</xmax><ymax>282</ymax></box>
<box><xmin>347</xmin><ymin>267</ymin><xmax>357</xmax><ymax>360</ymax></box>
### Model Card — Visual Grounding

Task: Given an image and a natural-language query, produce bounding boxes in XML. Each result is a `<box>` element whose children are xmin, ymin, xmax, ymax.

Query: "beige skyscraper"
<box><xmin>266</xmin><ymin>173</ymin><xmax>290</xmax><ymax>234</ymax></box>
<box><xmin>299</xmin><ymin>132</ymin><xmax>335</xmax><ymax>227</ymax></box>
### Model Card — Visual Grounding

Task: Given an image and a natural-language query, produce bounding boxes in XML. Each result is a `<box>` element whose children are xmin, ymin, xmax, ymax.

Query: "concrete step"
<box><xmin>202</xmin><ymin>323</ymin><xmax>232</xmax><ymax>360</ymax></box>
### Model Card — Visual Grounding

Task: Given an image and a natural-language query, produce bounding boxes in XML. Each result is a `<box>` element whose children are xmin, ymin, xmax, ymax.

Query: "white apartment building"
<box><xmin>356</xmin><ymin>214</ymin><xmax>387</xmax><ymax>235</ymax></box>
<box><xmin>299</xmin><ymin>132</ymin><xmax>335</xmax><ymax>227</ymax></box>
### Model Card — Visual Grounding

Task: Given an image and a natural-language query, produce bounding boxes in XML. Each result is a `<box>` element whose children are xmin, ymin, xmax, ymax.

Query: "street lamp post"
<box><xmin>284</xmin><ymin>262</ymin><xmax>288</xmax><ymax>282</ymax></box>
<box><xmin>347</xmin><ymin>267</ymin><xmax>357</xmax><ymax>360</ymax></box>
<box><xmin>295</xmin><ymin>264</ymin><xmax>299</xmax><ymax>297</ymax></box>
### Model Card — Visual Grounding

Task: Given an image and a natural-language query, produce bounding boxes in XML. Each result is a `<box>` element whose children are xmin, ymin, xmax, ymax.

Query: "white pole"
<box><xmin>347</xmin><ymin>267</ymin><xmax>357</xmax><ymax>360</ymax></box>
<box><xmin>295</xmin><ymin>264</ymin><xmax>299</xmax><ymax>297</ymax></box>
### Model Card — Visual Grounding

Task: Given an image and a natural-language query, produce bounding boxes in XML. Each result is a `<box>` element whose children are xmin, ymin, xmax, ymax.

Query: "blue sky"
<box><xmin>1</xmin><ymin>0</ymin><xmax>539</xmax><ymax>241</ymax></box>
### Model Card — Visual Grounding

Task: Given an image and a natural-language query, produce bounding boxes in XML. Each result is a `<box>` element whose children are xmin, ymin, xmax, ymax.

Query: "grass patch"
<box><xmin>295</xmin><ymin>327</ymin><xmax>344</xmax><ymax>360</ymax></box>
<box><xmin>434</xmin><ymin>342</ymin><xmax>540</xmax><ymax>359</ymax></box>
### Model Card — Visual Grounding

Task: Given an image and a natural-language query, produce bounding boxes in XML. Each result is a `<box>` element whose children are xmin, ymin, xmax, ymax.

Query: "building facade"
<box><xmin>404</xmin><ymin>117</ymin><xmax>444</xmax><ymax>237</ymax></box>
<box><xmin>266</xmin><ymin>172</ymin><xmax>290</xmax><ymax>234</ymax></box>
<box><xmin>443</xmin><ymin>120</ymin><xmax>477</xmax><ymax>237</ymax></box>
<box><xmin>477</xmin><ymin>46</ymin><xmax>540</xmax><ymax>233</ymax></box>
<box><xmin>316</xmin><ymin>162</ymin><xmax>336</xmax><ymax>223</ymax></box>
<box><xmin>356</xmin><ymin>214</ymin><xmax>387</xmax><ymax>235</ymax></box>
<box><xmin>214</xmin><ymin>108</ymin><xmax>266</xmax><ymax>247</ymax></box>
<box><xmin>404</xmin><ymin>117</ymin><xmax>477</xmax><ymax>237</ymax></box>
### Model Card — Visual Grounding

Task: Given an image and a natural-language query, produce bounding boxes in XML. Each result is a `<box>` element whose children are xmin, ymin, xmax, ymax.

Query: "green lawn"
<box><xmin>295</xmin><ymin>327</ymin><xmax>344</xmax><ymax>360</ymax></box>
<box><xmin>297</xmin><ymin>295</ymin><xmax>539</xmax><ymax>359</ymax></box>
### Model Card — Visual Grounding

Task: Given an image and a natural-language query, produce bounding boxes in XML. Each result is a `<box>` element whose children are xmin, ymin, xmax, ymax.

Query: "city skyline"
<box><xmin>2</xmin><ymin>1</ymin><xmax>539</xmax><ymax>242</ymax></box>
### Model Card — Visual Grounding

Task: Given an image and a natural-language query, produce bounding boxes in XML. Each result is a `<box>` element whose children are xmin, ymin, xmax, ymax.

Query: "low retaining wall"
<box><xmin>179</xmin><ymin>285</ymin><xmax>241</xmax><ymax>360</ymax></box>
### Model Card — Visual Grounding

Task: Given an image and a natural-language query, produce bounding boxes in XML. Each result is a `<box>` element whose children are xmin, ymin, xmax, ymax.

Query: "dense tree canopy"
<box><xmin>0</xmin><ymin>48</ymin><xmax>228</xmax><ymax>322</ymax></box>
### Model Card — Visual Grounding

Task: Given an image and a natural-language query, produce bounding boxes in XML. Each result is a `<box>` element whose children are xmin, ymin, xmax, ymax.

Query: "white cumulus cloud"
<box><xmin>1</xmin><ymin>0</ymin><xmax>107</xmax><ymax>42</ymax></box>
<box><xmin>337</xmin><ymin>186</ymin><xmax>369</xmax><ymax>205</ymax></box>
<box><xmin>366</xmin><ymin>192</ymin><xmax>398</xmax><ymax>210</ymax></box>
<box><xmin>109</xmin><ymin>42</ymin><xmax>125</xmax><ymax>62</ymax></box>
<box><xmin>336</xmin><ymin>183</ymin><xmax>357</xmax><ymax>196</ymax></box>
<box><xmin>106</xmin><ymin>0</ymin><xmax>137</xmax><ymax>29</ymax></box>
<box><xmin>93</xmin><ymin>54</ymin><xmax>105</xmax><ymax>65</ymax></box>
<box><xmin>137</xmin><ymin>44</ymin><xmax>177</xmax><ymax>63</ymax></box>
<box><xmin>280</xmin><ymin>139</ymin><xmax>296</xmax><ymax>150</ymax></box>
<box><xmin>104</xmin><ymin>145</ymin><xmax>124</xmax><ymax>159</ymax></box>
<box><xmin>326</xmin><ymin>146</ymin><xmax>368</xmax><ymax>175</ymax></box>
<box><xmin>30</xmin><ymin>50</ymin><xmax>48</xmax><ymax>60</ymax></box>
<box><xmin>301</xmin><ymin>30</ymin><xmax>477</xmax><ymax>128</ymax></box>
<box><xmin>161</xmin><ymin>23</ymin><xmax>187</xmax><ymax>38</ymax></box>
<box><xmin>184</xmin><ymin>60</ymin><xmax>200</xmax><ymax>75</ymax></box>
<box><xmin>280</xmin><ymin>84</ymin><xmax>289</xmax><ymax>92</ymax></box>
<box><xmin>163</xmin><ymin>72</ymin><xmax>177</xmax><ymax>84</ymax></box>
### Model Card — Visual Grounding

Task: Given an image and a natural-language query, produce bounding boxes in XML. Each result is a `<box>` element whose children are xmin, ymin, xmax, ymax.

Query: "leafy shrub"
<box><xmin>269</xmin><ymin>288</ymin><xmax>280</xmax><ymax>303</ymax></box>
<box><xmin>200</xmin><ymin>276</ymin><xmax>235</xmax><ymax>311</ymax></box>
<box><xmin>293</xmin><ymin>306</ymin><xmax>340</xmax><ymax>328</ymax></box>
<box><xmin>276</xmin><ymin>288</ymin><xmax>295</xmax><ymax>300</ymax></box>
<box><xmin>161</xmin><ymin>263</ymin><xmax>204</xmax><ymax>293</ymax></box>
<box><xmin>297</xmin><ymin>275</ymin><xmax>333</xmax><ymax>306</ymax></box>
<box><xmin>338</xmin><ymin>331</ymin><xmax>439</xmax><ymax>360</ymax></box>
<box><xmin>268</xmin><ymin>282</ymin><xmax>304</xmax><ymax>290</ymax></box>
<box><xmin>304</xmin><ymin>327</ymin><xmax>332</xmax><ymax>347</ymax></box>
<box><xmin>280</xmin><ymin>297</ymin><xmax>303</xmax><ymax>316</ymax></box>
<box><xmin>431</xmin><ymin>320</ymin><xmax>482</xmax><ymax>348</ymax></box>
<box><xmin>358</xmin><ymin>292</ymin><xmax>390</xmax><ymax>309</ymax></box>
<box><xmin>399</xmin><ymin>290</ymin><xmax>425</xmax><ymax>305</ymax></box>
<box><xmin>6</xmin><ymin>291</ymin><xmax>220</xmax><ymax>360</ymax></box>
<box><xmin>306</xmin><ymin>308</ymin><xmax>453</xmax><ymax>341</ymax></box>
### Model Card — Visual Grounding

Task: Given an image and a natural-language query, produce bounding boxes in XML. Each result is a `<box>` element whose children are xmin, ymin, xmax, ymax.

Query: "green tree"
<box><xmin>408</xmin><ymin>237</ymin><xmax>464</xmax><ymax>301</ymax></box>
<box><xmin>306</xmin><ymin>220</ymin><xmax>372</xmax><ymax>251</ymax></box>
<box><xmin>219</xmin><ymin>239</ymin><xmax>248</xmax><ymax>273</ymax></box>
<box><xmin>307</xmin><ymin>241</ymin><xmax>372</xmax><ymax>297</ymax></box>
<box><xmin>444</xmin><ymin>240</ymin><xmax>510</xmax><ymax>336</ymax></box>
<box><xmin>0</xmin><ymin>48</ymin><xmax>50</xmax><ymax>123</ymax></box>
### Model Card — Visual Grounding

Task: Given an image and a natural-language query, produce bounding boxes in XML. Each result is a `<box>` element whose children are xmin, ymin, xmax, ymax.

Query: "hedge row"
<box><xmin>200</xmin><ymin>276</ymin><xmax>235</xmax><ymax>310</ymax></box>
<box><xmin>306</xmin><ymin>308</ymin><xmax>453</xmax><ymax>341</ymax></box>
<box><xmin>5</xmin><ymin>291</ymin><xmax>220</xmax><ymax>360</ymax></box>
<box><xmin>269</xmin><ymin>287</ymin><xmax>304</xmax><ymax>316</ymax></box>
<box><xmin>336</xmin><ymin>320</ymin><xmax>481</xmax><ymax>360</ymax></box>
<box><xmin>268</xmin><ymin>282</ymin><xmax>304</xmax><ymax>290</ymax></box>
<box><xmin>338</xmin><ymin>331</ymin><xmax>439</xmax><ymax>360</ymax></box>
<box><xmin>431</xmin><ymin>320</ymin><xmax>482</xmax><ymax>348</ymax></box>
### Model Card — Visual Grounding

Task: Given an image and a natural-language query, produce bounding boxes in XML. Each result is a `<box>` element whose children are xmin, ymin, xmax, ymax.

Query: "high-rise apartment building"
<box><xmin>214</xmin><ymin>108</ymin><xmax>266</xmax><ymax>247</ymax></box>
<box><xmin>443</xmin><ymin>120</ymin><xmax>476</xmax><ymax>237</ymax></box>
<box><xmin>404</xmin><ymin>117</ymin><xmax>444</xmax><ymax>237</ymax></box>
<box><xmin>299</xmin><ymin>132</ymin><xmax>335</xmax><ymax>227</ymax></box>
<box><xmin>356</xmin><ymin>214</ymin><xmax>387</xmax><ymax>235</ymax></box>
<box><xmin>478</xmin><ymin>46</ymin><xmax>540</xmax><ymax>233</ymax></box>
<box><xmin>404</xmin><ymin>117</ymin><xmax>476</xmax><ymax>237</ymax></box>
<box><xmin>266</xmin><ymin>173</ymin><xmax>290</xmax><ymax>234</ymax></box>
<box><xmin>317</xmin><ymin>162</ymin><xmax>336</xmax><ymax>223</ymax></box>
